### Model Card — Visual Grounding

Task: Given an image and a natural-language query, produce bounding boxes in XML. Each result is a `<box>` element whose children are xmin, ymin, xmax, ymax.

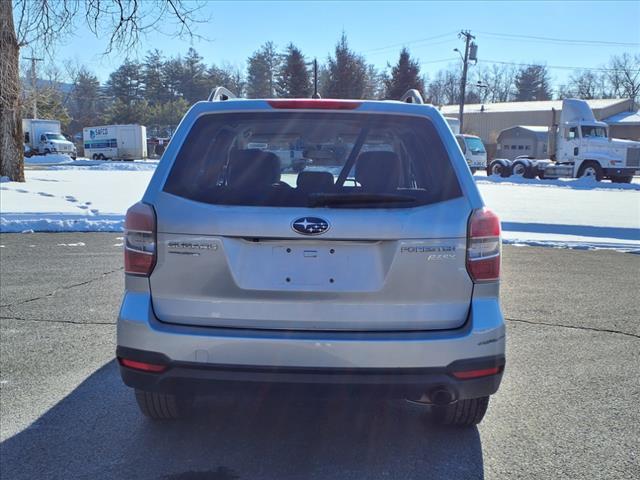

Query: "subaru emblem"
<box><xmin>291</xmin><ymin>217</ymin><xmax>330</xmax><ymax>235</ymax></box>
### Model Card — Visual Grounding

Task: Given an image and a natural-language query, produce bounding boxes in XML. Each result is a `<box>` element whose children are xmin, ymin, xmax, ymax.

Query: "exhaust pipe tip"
<box><xmin>430</xmin><ymin>388</ymin><xmax>454</xmax><ymax>405</ymax></box>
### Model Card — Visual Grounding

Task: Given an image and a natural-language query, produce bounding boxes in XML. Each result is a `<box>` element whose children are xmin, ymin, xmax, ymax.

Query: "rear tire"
<box><xmin>489</xmin><ymin>160</ymin><xmax>512</xmax><ymax>178</ymax></box>
<box><xmin>430</xmin><ymin>396</ymin><xmax>490</xmax><ymax>427</ymax></box>
<box><xmin>134</xmin><ymin>389</ymin><xmax>194</xmax><ymax>420</ymax></box>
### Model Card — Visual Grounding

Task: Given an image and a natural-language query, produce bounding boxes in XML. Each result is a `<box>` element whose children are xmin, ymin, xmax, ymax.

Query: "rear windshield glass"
<box><xmin>163</xmin><ymin>112</ymin><xmax>462</xmax><ymax>208</ymax></box>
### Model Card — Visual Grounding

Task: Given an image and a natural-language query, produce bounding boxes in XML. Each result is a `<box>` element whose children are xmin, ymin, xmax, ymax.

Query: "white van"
<box><xmin>456</xmin><ymin>134</ymin><xmax>487</xmax><ymax>173</ymax></box>
<box><xmin>83</xmin><ymin>125</ymin><xmax>147</xmax><ymax>160</ymax></box>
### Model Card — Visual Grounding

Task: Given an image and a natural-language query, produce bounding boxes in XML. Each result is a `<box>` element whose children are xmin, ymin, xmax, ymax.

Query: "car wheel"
<box><xmin>511</xmin><ymin>160</ymin><xmax>535</xmax><ymax>178</ymax></box>
<box><xmin>98</xmin><ymin>153</ymin><xmax>106</xmax><ymax>160</ymax></box>
<box><xmin>44</xmin><ymin>149</ymin><xmax>51</xmax><ymax>155</ymax></box>
<box><xmin>134</xmin><ymin>389</ymin><xmax>194</xmax><ymax>420</ymax></box>
<box><xmin>430</xmin><ymin>396</ymin><xmax>490</xmax><ymax>427</ymax></box>
<box><xmin>92</xmin><ymin>154</ymin><xmax>99</xmax><ymax>160</ymax></box>
<box><xmin>577</xmin><ymin>161</ymin><xmax>603</xmax><ymax>181</ymax></box>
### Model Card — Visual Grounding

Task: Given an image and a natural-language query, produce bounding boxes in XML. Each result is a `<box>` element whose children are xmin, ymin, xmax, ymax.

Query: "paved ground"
<box><xmin>1</xmin><ymin>233</ymin><xmax>639</xmax><ymax>480</ymax></box>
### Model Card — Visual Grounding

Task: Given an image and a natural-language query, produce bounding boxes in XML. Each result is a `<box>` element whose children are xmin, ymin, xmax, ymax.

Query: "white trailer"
<box><xmin>489</xmin><ymin>99</ymin><xmax>640</xmax><ymax>183</ymax></box>
<box><xmin>83</xmin><ymin>124</ymin><xmax>147</xmax><ymax>160</ymax></box>
<box><xmin>22</xmin><ymin>119</ymin><xmax>77</xmax><ymax>159</ymax></box>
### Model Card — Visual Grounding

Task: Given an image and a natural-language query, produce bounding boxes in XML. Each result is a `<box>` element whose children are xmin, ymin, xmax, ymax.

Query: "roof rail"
<box><xmin>208</xmin><ymin>86</ymin><xmax>237</xmax><ymax>102</ymax></box>
<box><xmin>399</xmin><ymin>89</ymin><xmax>424</xmax><ymax>104</ymax></box>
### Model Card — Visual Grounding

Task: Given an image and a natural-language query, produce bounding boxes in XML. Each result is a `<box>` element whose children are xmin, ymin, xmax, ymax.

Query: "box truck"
<box><xmin>23</xmin><ymin>119</ymin><xmax>77</xmax><ymax>159</ymax></box>
<box><xmin>83</xmin><ymin>125</ymin><xmax>147</xmax><ymax>160</ymax></box>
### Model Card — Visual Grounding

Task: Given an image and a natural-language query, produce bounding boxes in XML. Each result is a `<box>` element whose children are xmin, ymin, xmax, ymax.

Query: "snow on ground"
<box><xmin>1</xmin><ymin>164</ymin><xmax>638</xmax><ymax>253</ymax></box>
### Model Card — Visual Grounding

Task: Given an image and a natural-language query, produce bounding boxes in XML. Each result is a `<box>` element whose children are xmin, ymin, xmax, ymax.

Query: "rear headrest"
<box><xmin>228</xmin><ymin>149</ymin><xmax>280</xmax><ymax>188</ymax></box>
<box><xmin>296</xmin><ymin>170</ymin><xmax>334</xmax><ymax>192</ymax></box>
<box><xmin>355</xmin><ymin>151</ymin><xmax>401</xmax><ymax>192</ymax></box>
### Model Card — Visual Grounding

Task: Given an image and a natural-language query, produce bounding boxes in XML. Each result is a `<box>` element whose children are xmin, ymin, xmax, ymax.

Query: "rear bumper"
<box><xmin>118</xmin><ymin>346</ymin><xmax>504</xmax><ymax>400</ymax></box>
<box><xmin>117</xmin><ymin>291</ymin><xmax>506</xmax><ymax>398</ymax></box>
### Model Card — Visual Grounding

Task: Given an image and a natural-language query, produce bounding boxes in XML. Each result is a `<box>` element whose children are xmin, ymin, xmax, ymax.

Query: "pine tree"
<box><xmin>246</xmin><ymin>42</ymin><xmax>281</xmax><ymax>98</ymax></box>
<box><xmin>277</xmin><ymin>44</ymin><xmax>311</xmax><ymax>98</ymax></box>
<box><xmin>180</xmin><ymin>48</ymin><xmax>208</xmax><ymax>103</ymax></box>
<box><xmin>384</xmin><ymin>48</ymin><xmax>425</xmax><ymax>99</ymax></box>
<box><xmin>68</xmin><ymin>68</ymin><xmax>102</xmax><ymax>133</ymax></box>
<box><xmin>142</xmin><ymin>49</ymin><xmax>168</xmax><ymax>105</ymax></box>
<box><xmin>106</xmin><ymin>59</ymin><xmax>144</xmax><ymax>105</ymax></box>
<box><xmin>322</xmin><ymin>34</ymin><xmax>368</xmax><ymax>99</ymax></box>
<box><xmin>514</xmin><ymin>65</ymin><xmax>552</xmax><ymax>101</ymax></box>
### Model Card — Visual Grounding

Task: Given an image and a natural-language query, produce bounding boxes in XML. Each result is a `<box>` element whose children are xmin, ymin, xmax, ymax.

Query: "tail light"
<box><xmin>267</xmin><ymin>99</ymin><xmax>362</xmax><ymax>110</ymax></box>
<box><xmin>467</xmin><ymin>208</ymin><xmax>501</xmax><ymax>282</ymax></box>
<box><xmin>452</xmin><ymin>365</ymin><xmax>503</xmax><ymax>379</ymax></box>
<box><xmin>124</xmin><ymin>202</ymin><xmax>156</xmax><ymax>276</ymax></box>
<box><xmin>118</xmin><ymin>358</ymin><xmax>167</xmax><ymax>373</ymax></box>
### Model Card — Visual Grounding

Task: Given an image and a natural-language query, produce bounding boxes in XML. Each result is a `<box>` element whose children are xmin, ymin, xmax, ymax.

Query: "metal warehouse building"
<box><xmin>440</xmin><ymin>98</ymin><xmax>638</xmax><ymax>158</ymax></box>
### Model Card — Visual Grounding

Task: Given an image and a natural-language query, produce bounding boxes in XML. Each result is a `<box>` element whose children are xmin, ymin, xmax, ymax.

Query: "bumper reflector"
<box><xmin>452</xmin><ymin>366</ymin><xmax>503</xmax><ymax>379</ymax></box>
<box><xmin>119</xmin><ymin>358</ymin><xmax>167</xmax><ymax>373</ymax></box>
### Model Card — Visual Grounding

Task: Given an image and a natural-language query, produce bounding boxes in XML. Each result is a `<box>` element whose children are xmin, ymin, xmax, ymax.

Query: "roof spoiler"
<box><xmin>208</xmin><ymin>87</ymin><xmax>237</xmax><ymax>102</ymax></box>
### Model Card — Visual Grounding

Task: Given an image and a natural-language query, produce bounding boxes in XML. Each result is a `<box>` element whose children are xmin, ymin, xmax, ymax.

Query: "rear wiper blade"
<box><xmin>308</xmin><ymin>193</ymin><xmax>417</xmax><ymax>207</ymax></box>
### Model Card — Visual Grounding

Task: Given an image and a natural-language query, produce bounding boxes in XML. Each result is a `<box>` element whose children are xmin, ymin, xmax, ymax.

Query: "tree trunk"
<box><xmin>0</xmin><ymin>0</ymin><xmax>25</xmax><ymax>182</ymax></box>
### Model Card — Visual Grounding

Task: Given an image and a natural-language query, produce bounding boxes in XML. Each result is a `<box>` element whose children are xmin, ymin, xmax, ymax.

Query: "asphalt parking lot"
<box><xmin>1</xmin><ymin>233</ymin><xmax>639</xmax><ymax>480</ymax></box>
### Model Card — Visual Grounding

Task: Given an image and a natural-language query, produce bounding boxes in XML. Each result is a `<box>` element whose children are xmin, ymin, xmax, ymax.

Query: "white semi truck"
<box><xmin>83</xmin><ymin>124</ymin><xmax>147</xmax><ymax>160</ymax></box>
<box><xmin>22</xmin><ymin>119</ymin><xmax>77</xmax><ymax>159</ymax></box>
<box><xmin>489</xmin><ymin>99</ymin><xmax>640</xmax><ymax>183</ymax></box>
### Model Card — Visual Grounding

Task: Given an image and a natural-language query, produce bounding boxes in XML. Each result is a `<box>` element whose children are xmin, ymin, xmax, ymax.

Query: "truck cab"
<box><xmin>456</xmin><ymin>134</ymin><xmax>487</xmax><ymax>173</ymax></box>
<box><xmin>37</xmin><ymin>132</ymin><xmax>77</xmax><ymax>158</ymax></box>
<box><xmin>490</xmin><ymin>99</ymin><xmax>640</xmax><ymax>183</ymax></box>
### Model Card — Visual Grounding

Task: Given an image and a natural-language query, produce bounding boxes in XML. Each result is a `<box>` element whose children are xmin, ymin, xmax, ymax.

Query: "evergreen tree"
<box><xmin>246</xmin><ymin>42</ymin><xmax>281</xmax><ymax>98</ymax></box>
<box><xmin>384</xmin><ymin>48</ymin><xmax>425</xmax><ymax>99</ymax></box>
<box><xmin>277</xmin><ymin>43</ymin><xmax>311</xmax><ymax>98</ymax></box>
<box><xmin>322</xmin><ymin>34</ymin><xmax>368</xmax><ymax>99</ymax></box>
<box><xmin>514</xmin><ymin>65</ymin><xmax>552</xmax><ymax>101</ymax></box>
<box><xmin>142</xmin><ymin>49</ymin><xmax>168</xmax><ymax>105</ymax></box>
<box><xmin>180</xmin><ymin>48</ymin><xmax>208</xmax><ymax>103</ymax></box>
<box><xmin>106</xmin><ymin>59</ymin><xmax>144</xmax><ymax>105</ymax></box>
<box><xmin>68</xmin><ymin>68</ymin><xmax>102</xmax><ymax>133</ymax></box>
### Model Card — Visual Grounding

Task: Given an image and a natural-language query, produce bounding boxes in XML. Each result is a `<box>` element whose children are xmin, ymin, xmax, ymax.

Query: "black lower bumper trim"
<box><xmin>116</xmin><ymin>346</ymin><xmax>504</xmax><ymax>400</ymax></box>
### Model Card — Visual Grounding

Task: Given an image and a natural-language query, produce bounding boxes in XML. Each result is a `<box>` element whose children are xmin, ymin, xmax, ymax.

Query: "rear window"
<box><xmin>163</xmin><ymin>112</ymin><xmax>462</xmax><ymax>208</ymax></box>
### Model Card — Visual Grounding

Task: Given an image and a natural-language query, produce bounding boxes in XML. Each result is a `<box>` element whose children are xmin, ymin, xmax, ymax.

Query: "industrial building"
<box><xmin>440</xmin><ymin>98</ymin><xmax>639</xmax><ymax>158</ymax></box>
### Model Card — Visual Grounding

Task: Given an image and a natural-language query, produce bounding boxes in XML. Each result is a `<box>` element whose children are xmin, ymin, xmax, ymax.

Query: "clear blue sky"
<box><xmin>34</xmin><ymin>0</ymin><xmax>640</xmax><ymax>89</ymax></box>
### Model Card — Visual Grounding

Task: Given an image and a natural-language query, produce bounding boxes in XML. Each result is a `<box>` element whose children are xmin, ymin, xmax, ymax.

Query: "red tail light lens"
<box><xmin>119</xmin><ymin>358</ymin><xmax>167</xmax><ymax>373</ymax></box>
<box><xmin>452</xmin><ymin>366</ymin><xmax>503</xmax><ymax>379</ymax></box>
<box><xmin>467</xmin><ymin>208</ymin><xmax>501</xmax><ymax>282</ymax></box>
<box><xmin>124</xmin><ymin>202</ymin><xmax>156</xmax><ymax>276</ymax></box>
<box><xmin>267</xmin><ymin>99</ymin><xmax>362</xmax><ymax>110</ymax></box>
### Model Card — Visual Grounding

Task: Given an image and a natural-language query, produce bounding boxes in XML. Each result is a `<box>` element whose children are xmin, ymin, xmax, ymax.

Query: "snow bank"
<box><xmin>1</xmin><ymin>166</ymin><xmax>638</xmax><ymax>254</ymax></box>
<box><xmin>477</xmin><ymin>174</ymin><xmax>640</xmax><ymax>191</ymax></box>
<box><xmin>25</xmin><ymin>154</ymin><xmax>75</xmax><ymax>165</ymax></box>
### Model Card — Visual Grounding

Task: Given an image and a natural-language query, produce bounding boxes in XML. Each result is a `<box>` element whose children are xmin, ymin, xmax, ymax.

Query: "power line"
<box><xmin>477</xmin><ymin>31</ymin><xmax>640</xmax><ymax>47</ymax></box>
<box><xmin>363</xmin><ymin>30</ymin><xmax>458</xmax><ymax>54</ymax></box>
<box><xmin>478</xmin><ymin>59</ymin><xmax>640</xmax><ymax>73</ymax></box>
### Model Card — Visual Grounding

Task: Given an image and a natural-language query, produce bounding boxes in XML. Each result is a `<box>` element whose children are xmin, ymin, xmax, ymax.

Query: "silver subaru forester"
<box><xmin>117</xmin><ymin>89</ymin><xmax>505</xmax><ymax>426</ymax></box>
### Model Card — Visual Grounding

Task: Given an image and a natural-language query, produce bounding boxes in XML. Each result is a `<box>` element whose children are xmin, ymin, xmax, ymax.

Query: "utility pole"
<box><xmin>24</xmin><ymin>55</ymin><xmax>44</xmax><ymax>118</ymax></box>
<box><xmin>457</xmin><ymin>30</ymin><xmax>475</xmax><ymax>133</ymax></box>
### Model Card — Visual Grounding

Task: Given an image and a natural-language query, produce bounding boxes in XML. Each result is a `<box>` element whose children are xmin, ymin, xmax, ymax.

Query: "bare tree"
<box><xmin>558</xmin><ymin>70</ymin><xmax>608</xmax><ymax>100</ymax></box>
<box><xmin>607</xmin><ymin>53</ymin><xmax>640</xmax><ymax>107</ymax></box>
<box><xmin>0</xmin><ymin>0</ymin><xmax>204</xmax><ymax>181</ymax></box>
